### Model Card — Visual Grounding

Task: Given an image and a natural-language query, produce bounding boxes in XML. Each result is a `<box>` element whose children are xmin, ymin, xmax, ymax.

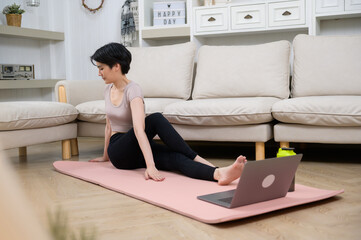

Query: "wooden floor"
<box><xmin>4</xmin><ymin>138</ymin><xmax>361</xmax><ymax>240</ymax></box>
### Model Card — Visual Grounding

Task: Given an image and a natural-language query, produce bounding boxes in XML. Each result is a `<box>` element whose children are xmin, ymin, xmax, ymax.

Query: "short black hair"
<box><xmin>90</xmin><ymin>42</ymin><xmax>132</xmax><ymax>74</ymax></box>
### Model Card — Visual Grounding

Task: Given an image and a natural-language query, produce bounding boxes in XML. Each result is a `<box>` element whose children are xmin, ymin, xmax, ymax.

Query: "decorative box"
<box><xmin>153</xmin><ymin>1</ymin><xmax>186</xmax><ymax>26</ymax></box>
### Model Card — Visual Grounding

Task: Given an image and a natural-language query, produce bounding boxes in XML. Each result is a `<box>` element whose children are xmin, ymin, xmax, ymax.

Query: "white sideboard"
<box><xmin>193</xmin><ymin>0</ymin><xmax>307</xmax><ymax>36</ymax></box>
<box><xmin>136</xmin><ymin>0</ymin><xmax>361</xmax><ymax>48</ymax></box>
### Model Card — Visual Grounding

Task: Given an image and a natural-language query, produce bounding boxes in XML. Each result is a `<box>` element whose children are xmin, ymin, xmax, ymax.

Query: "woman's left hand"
<box><xmin>144</xmin><ymin>167</ymin><xmax>165</xmax><ymax>181</ymax></box>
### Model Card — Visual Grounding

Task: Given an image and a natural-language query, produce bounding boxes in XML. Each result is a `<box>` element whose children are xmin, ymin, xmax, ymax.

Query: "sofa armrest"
<box><xmin>55</xmin><ymin>80</ymin><xmax>105</xmax><ymax>106</ymax></box>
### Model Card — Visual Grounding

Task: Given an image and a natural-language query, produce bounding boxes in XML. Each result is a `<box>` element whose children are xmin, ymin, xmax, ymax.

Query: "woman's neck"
<box><xmin>113</xmin><ymin>75</ymin><xmax>130</xmax><ymax>91</ymax></box>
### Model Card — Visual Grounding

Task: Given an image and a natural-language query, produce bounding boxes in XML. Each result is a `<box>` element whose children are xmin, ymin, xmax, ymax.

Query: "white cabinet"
<box><xmin>195</xmin><ymin>7</ymin><xmax>228</xmax><ymax>33</ymax></box>
<box><xmin>193</xmin><ymin>0</ymin><xmax>308</xmax><ymax>36</ymax></box>
<box><xmin>316</xmin><ymin>0</ymin><xmax>361</xmax><ymax>13</ymax></box>
<box><xmin>268</xmin><ymin>0</ymin><xmax>305</xmax><ymax>27</ymax></box>
<box><xmin>316</xmin><ymin>0</ymin><xmax>344</xmax><ymax>13</ymax></box>
<box><xmin>345</xmin><ymin>0</ymin><xmax>361</xmax><ymax>10</ymax></box>
<box><xmin>231</xmin><ymin>4</ymin><xmax>266</xmax><ymax>30</ymax></box>
<box><xmin>313</xmin><ymin>0</ymin><xmax>361</xmax><ymax>35</ymax></box>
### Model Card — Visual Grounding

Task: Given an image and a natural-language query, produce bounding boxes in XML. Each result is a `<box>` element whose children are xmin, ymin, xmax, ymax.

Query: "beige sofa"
<box><xmin>272</xmin><ymin>34</ymin><xmax>361</xmax><ymax>147</ymax></box>
<box><xmin>56</xmin><ymin>41</ymin><xmax>291</xmax><ymax>160</ymax></box>
<box><xmin>0</xmin><ymin>101</ymin><xmax>78</xmax><ymax>159</ymax></box>
<box><xmin>55</xmin><ymin>35</ymin><xmax>361</xmax><ymax>160</ymax></box>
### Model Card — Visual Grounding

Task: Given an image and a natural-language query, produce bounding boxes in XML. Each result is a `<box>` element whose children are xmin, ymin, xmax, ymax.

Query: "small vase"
<box><xmin>204</xmin><ymin>0</ymin><xmax>215</xmax><ymax>6</ymax></box>
<box><xmin>6</xmin><ymin>14</ymin><xmax>22</xmax><ymax>27</ymax></box>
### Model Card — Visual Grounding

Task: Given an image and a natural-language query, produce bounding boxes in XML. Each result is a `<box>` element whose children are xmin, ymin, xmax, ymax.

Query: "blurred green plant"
<box><xmin>48</xmin><ymin>208</ymin><xmax>97</xmax><ymax>240</ymax></box>
<box><xmin>2</xmin><ymin>3</ymin><xmax>25</xmax><ymax>15</ymax></box>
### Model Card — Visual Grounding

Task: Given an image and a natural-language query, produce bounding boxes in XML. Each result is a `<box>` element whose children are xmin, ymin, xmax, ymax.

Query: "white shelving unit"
<box><xmin>137</xmin><ymin>0</ymin><xmax>313</xmax><ymax>48</ymax></box>
<box><xmin>137</xmin><ymin>0</ymin><xmax>361</xmax><ymax>49</ymax></box>
<box><xmin>138</xmin><ymin>0</ymin><xmax>193</xmax><ymax>46</ymax></box>
<box><xmin>313</xmin><ymin>0</ymin><xmax>361</xmax><ymax>35</ymax></box>
<box><xmin>0</xmin><ymin>25</ymin><xmax>65</xmax><ymax>101</ymax></box>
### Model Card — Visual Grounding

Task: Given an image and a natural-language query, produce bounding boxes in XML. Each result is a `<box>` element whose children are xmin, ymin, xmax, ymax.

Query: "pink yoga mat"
<box><xmin>53</xmin><ymin>161</ymin><xmax>343</xmax><ymax>224</ymax></box>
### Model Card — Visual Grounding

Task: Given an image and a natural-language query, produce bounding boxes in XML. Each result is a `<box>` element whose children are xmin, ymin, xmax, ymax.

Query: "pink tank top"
<box><xmin>104</xmin><ymin>81</ymin><xmax>144</xmax><ymax>132</ymax></box>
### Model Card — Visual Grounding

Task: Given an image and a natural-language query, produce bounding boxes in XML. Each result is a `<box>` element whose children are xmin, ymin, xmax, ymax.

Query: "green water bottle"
<box><xmin>277</xmin><ymin>147</ymin><xmax>296</xmax><ymax>192</ymax></box>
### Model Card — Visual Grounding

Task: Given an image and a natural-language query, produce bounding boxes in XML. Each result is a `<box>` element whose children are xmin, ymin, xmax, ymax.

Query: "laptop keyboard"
<box><xmin>219</xmin><ymin>197</ymin><xmax>233</xmax><ymax>204</ymax></box>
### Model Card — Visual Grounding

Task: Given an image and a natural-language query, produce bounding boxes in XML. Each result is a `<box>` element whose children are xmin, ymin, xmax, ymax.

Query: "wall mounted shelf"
<box><xmin>0</xmin><ymin>25</ymin><xmax>64</xmax><ymax>41</ymax></box>
<box><xmin>142</xmin><ymin>25</ymin><xmax>190</xmax><ymax>39</ymax></box>
<box><xmin>0</xmin><ymin>79</ymin><xmax>63</xmax><ymax>90</ymax></box>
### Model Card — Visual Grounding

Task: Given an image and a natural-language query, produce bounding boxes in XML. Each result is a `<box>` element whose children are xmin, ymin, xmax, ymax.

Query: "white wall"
<box><xmin>0</xmin><ymin>0</ymin><xmax>127</xmax><ymax>100</ymax></box>
<box><xmin>64</xmin><ymin>0</ymin><xmax>127</xmax><ymax>81</ymax></box>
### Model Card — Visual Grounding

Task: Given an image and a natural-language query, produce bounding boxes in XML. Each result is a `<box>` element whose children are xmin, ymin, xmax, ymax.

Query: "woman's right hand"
<box><xmin>89</xmin><ymin>157</ymin><xmax>109</xmax><ymax>162</ymax></box>
<box><xmin>144</xmin><ymin>167</ymin><xmax>165</xmax><ymax>181</ymax></box>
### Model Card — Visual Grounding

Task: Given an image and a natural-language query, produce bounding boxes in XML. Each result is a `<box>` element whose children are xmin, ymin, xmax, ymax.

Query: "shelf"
<box><xmin>0</xmin><ymin>25</ymin><xmax>64</xmax><ymax>41</ymax></box>
<box><xmin>142</xmin><ymin>26</ymin><xmax>190</xmax><ymax>39</ymax></box>
<box><xmin>315</xmin><ymin>11</ymin><xmax>361</xmax><ymax>20</ymax></box>
<box><xmin>194</xmin><ymin>25</ymin><xmax>309</xmax><ymax>38</ymax></box>
<box><xmin>0</xmin><ymin>79</ymin><xmax>63</xmax><ymax>89</ymax></box>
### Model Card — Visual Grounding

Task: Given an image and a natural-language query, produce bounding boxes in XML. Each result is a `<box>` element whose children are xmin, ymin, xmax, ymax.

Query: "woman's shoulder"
<box><xmin>126</xmin><ymin>81</ymin><xmax>143</xmax><ymax>99</ymax></box>
<box><xmin>127</xmin><ymin>81</ymin><xmax>142</xmax><ymax>92</ymax></box>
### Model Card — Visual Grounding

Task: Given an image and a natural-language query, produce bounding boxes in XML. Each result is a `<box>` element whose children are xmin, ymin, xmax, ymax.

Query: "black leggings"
<box><xmin>107</xmin><ymin>113</ymin><xmax>216</xmax><ymax>181</ymax></box>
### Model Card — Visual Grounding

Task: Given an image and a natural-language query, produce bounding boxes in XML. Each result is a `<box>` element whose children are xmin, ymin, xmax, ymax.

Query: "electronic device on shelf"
<box><xmin>0</xmin><ymin>64</ymin><xmax>35</xmax><ymax>80</ymax></box>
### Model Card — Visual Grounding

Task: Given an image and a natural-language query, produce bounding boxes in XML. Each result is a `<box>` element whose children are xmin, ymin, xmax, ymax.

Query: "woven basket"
<box><xmin>6</xmin><ymin>14</ymin><xmax>22</xmax><ymax>27</ymax></box>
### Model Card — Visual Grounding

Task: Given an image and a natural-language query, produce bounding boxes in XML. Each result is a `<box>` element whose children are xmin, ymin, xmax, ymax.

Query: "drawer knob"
<box><xmin>244</xmin><ymin>14</ymin><xmax>253</xmax><ymax>19</ymax></box>
<box><xmin>208</xmin><ymin>17</ymin><xmax>216</xmax><ymax>22</ymax></box>
<box><xmin>282</xmin><ymin>11</ymin><xmax>292</xmax><ymax>16</ymax></box>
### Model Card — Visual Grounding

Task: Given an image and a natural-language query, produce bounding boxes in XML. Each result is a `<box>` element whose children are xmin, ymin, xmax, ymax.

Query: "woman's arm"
<box><xmin>130</xmin><ymin>98</ymin><xmax>165</xmax><ymax>181</ymax></box>
<box><xmin>89</xmin><ymin>117</ymin><xmax>111</xmax><ymax>162</ymax></box>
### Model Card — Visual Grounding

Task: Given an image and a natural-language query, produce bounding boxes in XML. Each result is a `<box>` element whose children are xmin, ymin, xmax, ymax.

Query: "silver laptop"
<box><xmin>197</xmin><ymin>154</ymin><xmax>303</xmax><ymax>208</ymax></box>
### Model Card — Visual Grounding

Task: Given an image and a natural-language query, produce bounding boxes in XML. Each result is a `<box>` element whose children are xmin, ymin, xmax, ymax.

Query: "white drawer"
<box><xmin>268</xmin><ymin>0</ymin><xmax>305</xmax><ymax>27</ymax></box>
<box><xmin>316</xmin><ymin>0</ymin><xmax>345</xmax><ymax>13</ymax></box>
<box><xmin>231</xmin><ymin>4</ymin><xmax>266</xmax><ymax>30</ymax></box>
<box><xmin>345</xmin><ymin>0</ymin><xmax>361</xmax><ymax>11</ymax></box>
<box><xmin>195</xmin><ymin>7</ymin><xmax>228</xmax><ymax>33</ymax></box>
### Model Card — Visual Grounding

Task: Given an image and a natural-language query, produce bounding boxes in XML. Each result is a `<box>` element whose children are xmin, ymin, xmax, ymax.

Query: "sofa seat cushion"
<box><xmin>76</xmin><ymin>99</ymin><xmax>184</xmax><ymax>123</ymax></box>
<box><xmin>163</xmin><ymin>97</ymin><xmax>280</xmax><ymax>126</ymax></box>
<box><xmin>272</xmin><ymin>96</ymin><xmax>361</xmax><ymax>127</ymax></box>
<box><xmin>144</xmin><ymin>98</ymin><xmax>185</xmax><ymax>114</ymax></box>
<box><xmin>0</xmin><ymin>101</ymin><xmax>78</xmax><ymax>131</ymax></box>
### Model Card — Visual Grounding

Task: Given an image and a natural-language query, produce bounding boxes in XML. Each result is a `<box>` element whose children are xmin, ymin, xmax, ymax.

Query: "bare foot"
<box><xmin>214</xmin><ymin>155</ymin><xmax>247</xmax><ymax>185</ymax></box>
<box><xmin>194</xmin><ymin>155</ymin><xmax>216</xmax><ymax>167</ymax></box>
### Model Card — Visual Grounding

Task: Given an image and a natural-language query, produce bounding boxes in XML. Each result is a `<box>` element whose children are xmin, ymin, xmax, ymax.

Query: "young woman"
<box><xmin>89</xmin><ymin>42</ymin><xmax>247</xmax><ymax>185</ymax></box>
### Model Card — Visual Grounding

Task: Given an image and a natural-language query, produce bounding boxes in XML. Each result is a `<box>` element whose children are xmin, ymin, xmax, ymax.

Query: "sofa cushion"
<box><xmin>292</xmin><ymin>34</ymin><xmax>361</xmax><ymax>97</ymax></box>
<box><xmin>127</xmin><ymin>42</ymin><xmax>196</xmax><ymax>100</ymax></box>
<box><xmin>144</xmin><ymin>98</ymin><xmax>185</xmax><ymax>114</ymax></box>
<box><xmin>0</xmin><ymin>101</ymin><xmax>78</xmax><ymax>131</ymax></box>
<box><xmin>76</xmin><ymin>100</ymin><xmax>106</xmax><ymax>123</ymax></box>
<box><xmin>272</xmin><ymin>96</ymin><xmax>361</xmax><ymax>127</ymax></box>
<box><xmin>192</xmin><ymin>41</ymin><xmax>291</xmax><ymax>100</ymax></box>
<box><xmin>163</xmin><ymin>97</ymin><xmax>280</xmax><ymax>126</ymax></box>
<box><xmin>76</xmin><ymin>99</ymin><xmax>184</xmax><ymax>123</ymax></box>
